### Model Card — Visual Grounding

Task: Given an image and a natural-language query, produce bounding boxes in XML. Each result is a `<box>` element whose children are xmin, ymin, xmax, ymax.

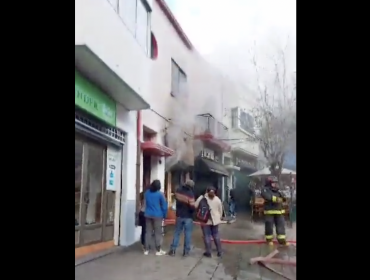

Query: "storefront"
<box><xmin>193</xmin><ymin>147</ymin><xmax>229</xmax><ymax>199</ymax></box>
<box><xmin>75</xmin><ymin>70</ymin><xmax>125</xmax><ymax>251</ymax></box>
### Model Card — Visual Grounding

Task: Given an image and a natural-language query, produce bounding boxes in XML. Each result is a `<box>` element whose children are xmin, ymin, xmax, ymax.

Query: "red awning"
<box><xmin>141</xmin><ymin>141</ymin><xmax>175</xmax><ymax>157</ymax></box>
<box><xmin>194</xmin><ymin>134</ymin><xmax>231</xmax><ymax>152</ymax></box>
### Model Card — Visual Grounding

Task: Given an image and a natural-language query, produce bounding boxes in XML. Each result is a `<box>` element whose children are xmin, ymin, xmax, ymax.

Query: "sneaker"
<box><xmin>217</xmin><ymin>252</ymin><xmax>223</xmax><ymax>258</ymax></box>
<box><xmin>182</xmin><ymin>251</ymin><xmax>190</xmax><ymax>257</ymax></box>
<box><xmin>155</xmin><ymin>249</ymin><xmax>166</xmax><ymax>256</ymax></box>
<box><xmin>203</xmin><ymin>252</ymin><xmax>212</xmax><ymax>258</ymax></box>
<box><xmin>168</xmin><ymin>249</ymin><xmax>176</xmax><ymax>256</ymax></box>
<box><xmin>143</xmin><ymin>250</ymin><xmax>149</xmax><ymax>255</ymax></box>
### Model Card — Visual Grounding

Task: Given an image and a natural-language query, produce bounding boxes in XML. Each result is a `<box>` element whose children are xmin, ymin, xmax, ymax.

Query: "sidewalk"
<box><xmin>75</xmin><ymin>243</ymin><xmax>233</xmax><ymax>280</ymax></box>
<box><xmin>76</xmin><ymin>217</ymin><xmax>296</xmax><ymax>280</ymax></box>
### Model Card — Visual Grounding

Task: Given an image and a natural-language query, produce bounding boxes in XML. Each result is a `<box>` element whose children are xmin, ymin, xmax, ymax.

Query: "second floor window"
<box><xmin>171</xmin><ymin>59</ymin><xmax>187</xmax><ymax>97</ymax></box>
<box><xmin>108</xmin><ymin>0</ymin><xmax>150</xmax><ymax>54</ymax></box>
<box><xmin>231</xmin><ymin>107</ymin><xmax>255</xmax><ymax>134</ymax></box>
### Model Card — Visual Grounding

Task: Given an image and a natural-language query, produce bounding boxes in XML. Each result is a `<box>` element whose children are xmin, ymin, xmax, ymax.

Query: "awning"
<box><xmin>238</xmin><ymin>162</ymin><xmax>258</xmax><ymax>173</ymax></box>
<box><xmin>196</xmin><ymin>158</ymin><xmax>229</xmax><ymax>177</ymax></box>
<box><xmin>75</xmin><ymin>44</ymin><xmax>150</xmax><ymax>111</ymax></box>
<box><xmin>166</xmin><ymin>160</ymin><xmax>192</xmax><ymax>171</ymax></box>
<box><xmin>141</xmin><ymin>141</ymin><xmax>174</xmax><ymax>157</ymax></box>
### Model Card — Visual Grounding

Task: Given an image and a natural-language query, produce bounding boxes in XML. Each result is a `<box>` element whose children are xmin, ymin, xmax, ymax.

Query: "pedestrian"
<box><xmin>168</xmin><ymin>179</ymin><xmax>195</xmax><ymax>257</ymax></box>
<box><xmin>144</xmin><ymin>179</ymin><xmax>168</xmax><ymax>255</ymax></box>
<box><xmin>138</xmin><ymin>191</ymin><xmax>146</xmax><ymax>251</ymax></box>
<box><xmin>195</xmin><ymin>186</ymin><xmax>223</xmax><ymax>258</ymax></box>
<box><xmin>261</xmin><ymin>176</ymin><xmax>288</xmax><ymax>245</ymax></box>
<box><xmin>229</xmin><ymin>187</ymin><xmax>236</xmax><ymax>218</ymax></box>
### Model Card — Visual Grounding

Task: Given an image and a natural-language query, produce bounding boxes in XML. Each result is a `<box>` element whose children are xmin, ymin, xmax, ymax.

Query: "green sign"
<box><xmin>75</xmin><ymin>70</ymin><xmax>116</xmax><ymax>126</ymax></box>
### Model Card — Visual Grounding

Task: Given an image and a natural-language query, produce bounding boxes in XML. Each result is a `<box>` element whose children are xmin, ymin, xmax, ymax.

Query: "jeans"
<box><xmin>170</xmin><ymin>217</ymin><xmax>193</xmax><ymax>253</ymax></box>
<box><xmin>202</xmin><ymin>225</ymin><xmax>222</xmax><ymax>254</ymax></box>
<box><xmin>229</xmin><ymin>200</ymin><xmax>236</xmax><ymax>216</ymax></box>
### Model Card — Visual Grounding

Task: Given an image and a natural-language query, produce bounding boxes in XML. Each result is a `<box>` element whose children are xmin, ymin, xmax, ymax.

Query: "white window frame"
<box><xmin>108</xmin><ymin>0</ymin><xmax>151</xmax><ymax>55</ymax></box>
<box><xmin>171</xmin><ymin>59</ymin><xmax>187</xmax><ymax>97</ymax></box>
<box><xmin>231</xmin><ymin>107</ymin><xmax>255</xmax><ymax>135</ymax></box>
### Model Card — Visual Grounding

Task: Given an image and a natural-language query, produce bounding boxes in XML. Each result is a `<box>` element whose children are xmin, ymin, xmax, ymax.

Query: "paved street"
<box><xmin>76</xmin><ymin>215</ymin><xmax>296</xmax><ymax>280</ymax></box>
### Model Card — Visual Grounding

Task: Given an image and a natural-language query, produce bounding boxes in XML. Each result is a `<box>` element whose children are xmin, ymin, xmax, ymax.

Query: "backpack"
<box><xmin>196</xmin><ymin>196</ymin><xmax>211</xmax><ymax>223</ymax></box>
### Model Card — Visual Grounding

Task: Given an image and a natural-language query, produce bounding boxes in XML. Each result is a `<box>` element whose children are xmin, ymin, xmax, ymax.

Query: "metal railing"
<box><xmin>195</xmin><ymin>113</ymin><xmax>229</xmax><ymax>139</ymax></box>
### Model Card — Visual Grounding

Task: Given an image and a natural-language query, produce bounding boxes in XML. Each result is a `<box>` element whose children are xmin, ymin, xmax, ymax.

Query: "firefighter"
<box><xmin>261</xmin><ymin>176</ymin><xmax>288</xmax><ymax>246</ymax></box>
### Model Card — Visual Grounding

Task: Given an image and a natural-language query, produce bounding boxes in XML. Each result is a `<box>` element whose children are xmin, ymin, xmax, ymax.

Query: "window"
<box><xmin>118</xmin><ymin>0</ymin><xmax>137</xmax><ymax>34</ymax></box>
<box><xmin>109</xmin><ymin>0</ymin><xmax>151</xmax><ymax>54</ymax></box>
<box><xmin>136</xmin><ymin>0</ymin><xmax>149</xmax><ymax>53</ymax></box>
<box><xmin>150</xmin><ymin>32</ymin><xmax>158</xmax><ymax>60</ymax></box>
<box><xmin>171</xmin><ymin>59</ymin><xmax>187</xmax><ymax>97</ymax></box>
<box><xmin>231</xmin><ymin>107</ymin><xmax>255</xmax><ymax>134</ymax></box>
<box><xmin>240</xmin><ymin>110</ymin><xmax>255</xmax><ymax>134</ymax></box>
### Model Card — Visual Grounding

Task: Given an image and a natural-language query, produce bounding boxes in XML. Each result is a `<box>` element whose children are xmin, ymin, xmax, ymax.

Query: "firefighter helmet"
<box><xmin>266</xmin><ymin>176</ymin><xmax>278</xmax><ymax>183</ymax></box>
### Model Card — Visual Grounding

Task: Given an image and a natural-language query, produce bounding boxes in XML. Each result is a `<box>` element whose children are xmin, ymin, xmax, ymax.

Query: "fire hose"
<box><xmin>163</xmin><ymin>219</ymin><xmax>296</xmax><ymax>245</ymax></box>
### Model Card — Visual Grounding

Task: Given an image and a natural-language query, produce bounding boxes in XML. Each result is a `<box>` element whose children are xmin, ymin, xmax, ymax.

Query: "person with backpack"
<box><xmin>168</xmin><ymin>179</ymin><xmax>195</xmax><ymax>257</ymax></box>
<box><xmin>195</xmin><ymin>186</ymin><xmax>223</xmax><ymax>257</ymax></box>
<box><xmin>144</xmin><ymin>180</ymin><xmax>168</xmax><ymax>256</ymax></box>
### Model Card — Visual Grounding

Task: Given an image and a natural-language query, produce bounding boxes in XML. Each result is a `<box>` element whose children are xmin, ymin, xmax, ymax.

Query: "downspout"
<box><xmin>135</xmin><ymin>111</ymin><xmax>142</xmax><ymax>226</ymax></box>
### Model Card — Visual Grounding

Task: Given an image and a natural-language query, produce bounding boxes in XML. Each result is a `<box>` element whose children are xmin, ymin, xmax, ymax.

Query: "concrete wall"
<box><xmin>75</xmin><ymin>0</ymin><xmax>152</xmax><ymax>104</ymax></box>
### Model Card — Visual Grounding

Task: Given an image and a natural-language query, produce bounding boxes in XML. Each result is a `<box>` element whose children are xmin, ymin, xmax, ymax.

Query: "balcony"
<box><xmin>194</xmin><ymin>113</ymin><xmax>231</xmax><ymax>152</ymax></box>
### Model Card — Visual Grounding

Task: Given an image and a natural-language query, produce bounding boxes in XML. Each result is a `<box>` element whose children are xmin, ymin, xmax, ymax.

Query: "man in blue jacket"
<box><xmin>168</xmin><ymin>179</ymin><xmax>195</xmax><ymax>257</ymax></box>
<box><xmin>144</xmin><ymin>180</ymin><xmax>168</xmax><ymax>256</ymax></box>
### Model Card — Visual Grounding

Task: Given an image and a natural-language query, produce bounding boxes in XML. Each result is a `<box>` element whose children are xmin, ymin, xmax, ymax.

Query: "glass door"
<box><xmin>75</xmin><ymin>133</ymin><xmax>116</xmax><ymax>248</ymax></box>
<box><xmin>75</xmin><ymin>138</ymin><xmax>84</xmax><ymax>246</ymax></box>
<box><xmin>80</xmin><ymin>141</ymin><xmax>105</xmax><ymax>246</ymax></box>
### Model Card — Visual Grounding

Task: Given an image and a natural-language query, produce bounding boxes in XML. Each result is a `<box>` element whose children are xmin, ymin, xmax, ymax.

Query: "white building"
<box><xmin>75</xmin><ymin>0</ymin><xmax>260</xmax><ymax>258</ymax></box>
<box><xmin>75</xmin><ymin>0</ymin><xmax>156</xmax><ymax>256</ymax></box>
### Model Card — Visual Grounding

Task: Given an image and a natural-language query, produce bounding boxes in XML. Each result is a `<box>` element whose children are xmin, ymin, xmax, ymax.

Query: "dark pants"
<box><xmin>170</xmin><ymin>218</ymin><xmax>193</xmax><ymax>253</ymax></box>
<box><xmin>229</xmin><ymin>200</ymin><xmax>236</xmax><ymax>216</ymax></box>
<box><xmin>139</xmin><ymin>211</ymin><xmax>146</xmax><ymax>246</ymax></box>
<box><xmin>145</xmin><ymin>217</ymin><xmax>163</xmax><ymax>251</ymax></box>
<box><xmin>265</xmin><ymin>214</ymin><xmax>286</xmax><ymax>244</ymax></box>
<box><xmin>202</xmin><ymin>225</ymin><xmax>222</xmax><ymax>254</ymax></box>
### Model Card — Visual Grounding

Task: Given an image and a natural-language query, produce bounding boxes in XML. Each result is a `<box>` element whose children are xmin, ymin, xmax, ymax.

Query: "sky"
<box><xmin>164</xmin><ymin>0</ymin><xmax>296</xmax><ymax>167</ymax></box>
<box><xmin>165</xmin><ymin>0</ymin><xmax>296</xmax><ymax>87</ymax></box>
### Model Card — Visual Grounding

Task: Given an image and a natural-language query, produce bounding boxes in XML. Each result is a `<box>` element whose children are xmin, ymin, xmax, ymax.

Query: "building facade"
<box><xmin>75</xmin><ymin>0</ymin><xmax>262</xmax><ymax>257</ymax></box>
<box><xmin>75</xmin><ymin>0</ymin><xmax>154</xmax><ymax>257</ymax></box>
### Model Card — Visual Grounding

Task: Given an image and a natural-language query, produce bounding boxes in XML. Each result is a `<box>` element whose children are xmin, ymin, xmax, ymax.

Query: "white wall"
<box><xmin>75</xmin><ymin>0</ymin><xmax>152</xmax><ymax>104</ymax></box>
<box><xmin>116</xmin><ymin>104</ymin><xmax>142</xmax><ymax>245</ymax></box>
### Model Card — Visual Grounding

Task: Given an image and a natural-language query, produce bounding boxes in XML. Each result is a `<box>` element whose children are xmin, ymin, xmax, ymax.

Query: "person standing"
<box><xmin>168</xmin><ymin>180</ymin><xmax>195</xmax><ymax>257</ymax></box>
<box><xmin>138</xmin><ymin>191</ymin><xmax>146</xmax><ymax>251</ymax></box>
<box><xmin>261</xmin><ymin>176</ymin><xmax>288</xmax><ymax>245</ymax></box>
<box><xmin>144</xmin><ymin>180</ymin><xmax>168</xmax><ymax>255</ymax></box>
<box><xmin>229</xmin><ymin>188</ymin><xmax>236</xmax><ymax>218</ymax></box>
<box><xmin>195</xmin><ymin>186</ymin><xmax>223</xmax><ymax>258</ymax></box>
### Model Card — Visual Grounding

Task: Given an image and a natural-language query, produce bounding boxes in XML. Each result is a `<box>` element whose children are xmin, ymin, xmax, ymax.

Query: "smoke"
<box><xmin>165</xmin><ymin>56</ymin><xmax>227</xmax><ymax>170</ymax></box>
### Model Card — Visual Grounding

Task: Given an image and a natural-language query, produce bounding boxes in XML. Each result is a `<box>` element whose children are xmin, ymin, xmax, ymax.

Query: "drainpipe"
<box><xmin>135</xmin><ymin>111</ymin><xmax>142</xmax><ymax>226</ymax></box>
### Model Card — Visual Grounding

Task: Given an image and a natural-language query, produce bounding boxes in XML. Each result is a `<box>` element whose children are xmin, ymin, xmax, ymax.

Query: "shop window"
<box><xmin>75</xmin><ymin>139</ymin><xmax>83</xmax><ymax>226</ymax></box>
<box><xmin>83</xmin><ymin>144</ymin><xmax>104</xmax><ymax>225</ymax></box>
<box><xmin>105</xmin><ymin>191</ymin><xmax>116</xmax><ymax>224</ymax></box>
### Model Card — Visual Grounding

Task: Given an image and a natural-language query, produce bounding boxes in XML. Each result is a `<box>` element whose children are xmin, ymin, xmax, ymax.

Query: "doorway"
<box><xmin>75</xmin><ymin>133</ymin><xmax>116</xmax><ymax>248</ymax></box>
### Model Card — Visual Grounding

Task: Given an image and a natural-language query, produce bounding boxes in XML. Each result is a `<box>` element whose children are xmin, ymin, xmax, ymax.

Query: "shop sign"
<box><xmin>200</xmin><ymin>148</ymin><xmax>220</xmax><ymax>162</ymax></box>
<box><xmin>75</xmin><ymin>70</ymin><xmax>116</xmax><ymax>126</ymax></box>
<box><xmin>106</xmin><ymin>147</ymin><xmax>120</xmax><ymax>191</ymax></box>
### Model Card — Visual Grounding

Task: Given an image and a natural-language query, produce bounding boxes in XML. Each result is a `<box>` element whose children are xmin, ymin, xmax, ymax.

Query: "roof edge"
<box><xmin>155</xmin><ymin>0</ymin><xmax>193</xmax><ymax>50</ymax></box>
